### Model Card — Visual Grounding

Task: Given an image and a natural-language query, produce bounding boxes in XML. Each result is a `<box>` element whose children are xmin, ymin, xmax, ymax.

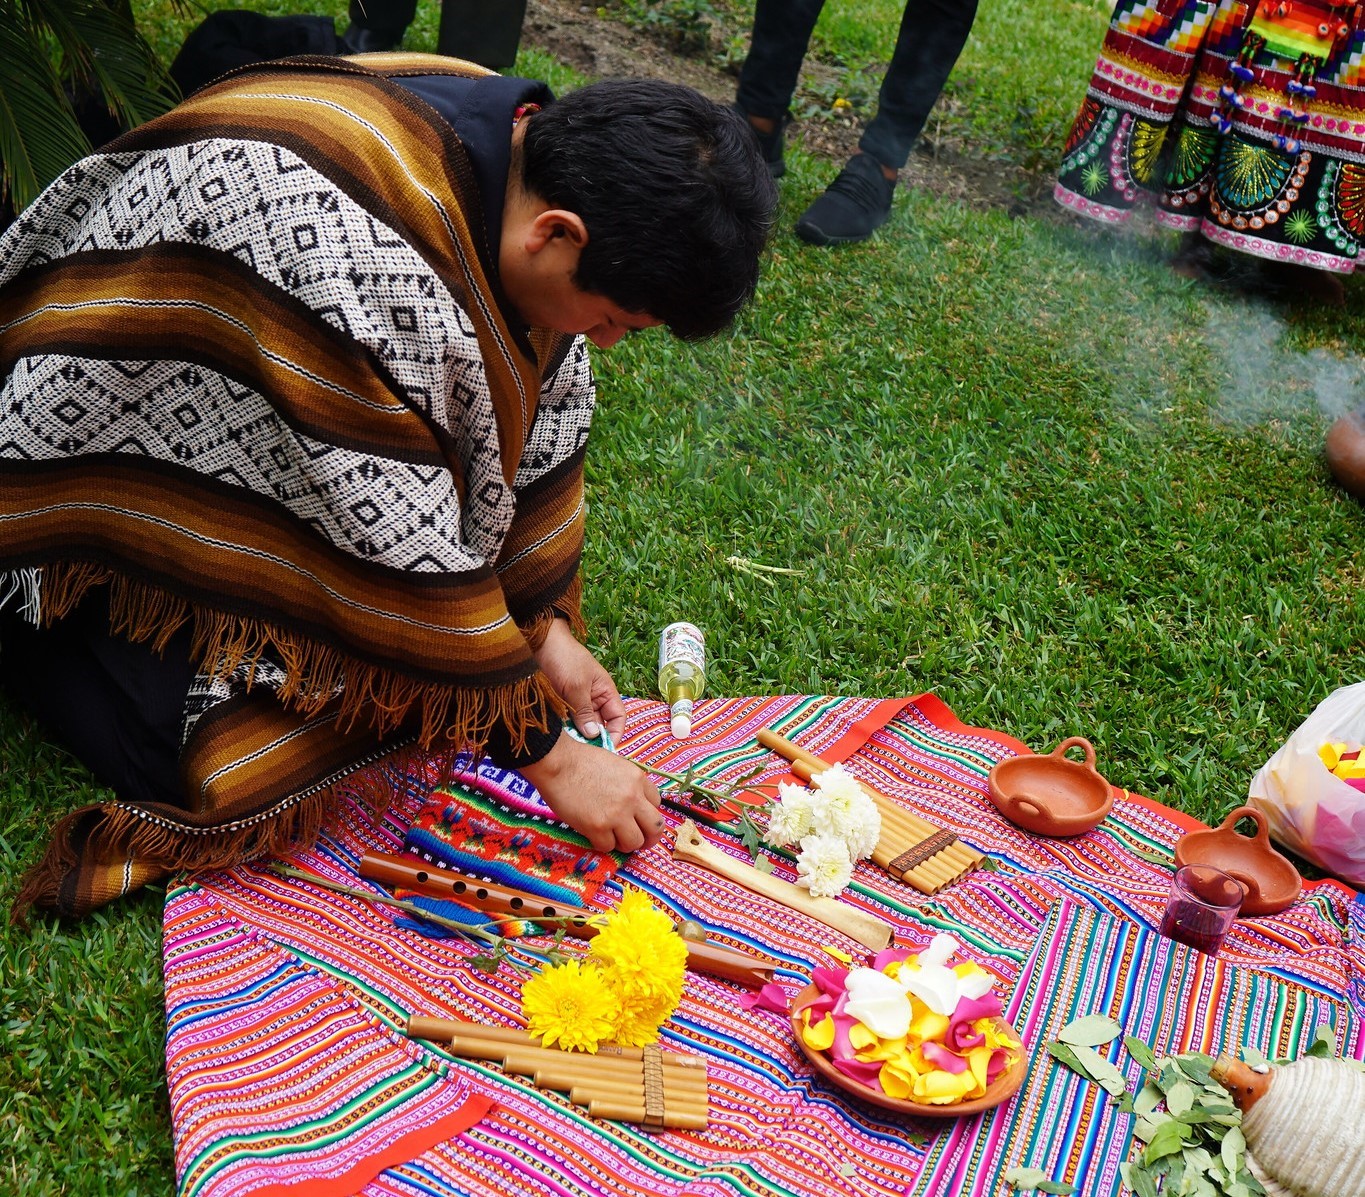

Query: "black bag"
<box><xmin>170</xmin><ymin>10</ymin><xmax>339</xmax><ymax>97</ymax></box>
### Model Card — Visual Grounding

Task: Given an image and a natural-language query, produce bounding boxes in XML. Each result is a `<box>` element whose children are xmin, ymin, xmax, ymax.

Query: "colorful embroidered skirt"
<box><xmin>1056</xmin><ymin>0</ymin><xmax>1365</xmax><ymax>271</ymax></box>
<box><xmin>162</xmin><ymin>694</ymin><xmax>1365</xmax><ymax>1197</ymax></box>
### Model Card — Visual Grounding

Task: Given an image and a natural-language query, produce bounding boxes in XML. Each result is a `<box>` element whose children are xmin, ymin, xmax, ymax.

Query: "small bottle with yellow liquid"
<box><xmin>658</xmin><ymin>622</ymin><xmax>705</xmax><ymax>739</ymax></box>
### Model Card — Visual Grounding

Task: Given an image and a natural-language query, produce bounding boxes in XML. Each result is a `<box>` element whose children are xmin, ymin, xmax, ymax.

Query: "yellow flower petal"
<box><xmin>879</xmin><ymin>1059</ymin><xmax>919</xmax><ymax>1099</ymax></box>
<box><xmin>859</xmin><ymin>1034</ymin><xmax>910</xmax><ymax>1062</ymax></box>
<box><xmin>821</xmin><ymin>945</ymin><xmax>854</xmax><ymax>964</ymax></box>
<box><xmin>909</xmin><ymin>1008</ymin><xmax>949</xmax><ymax>1044</ymax></box>
<box><xmin>800</xmin><ymin>1010</ymin><xmax>836</xmax><ymax>1052</ymax></box>
<box><xmin>913</xmin><ymin>1068</ymin><xmax>976</xmax><ymax>1104</ymax></box>
<box><xmin>849</xmin><ymin>1022</ymin><xmax>880</xmax><ymax>1051</ymax></box>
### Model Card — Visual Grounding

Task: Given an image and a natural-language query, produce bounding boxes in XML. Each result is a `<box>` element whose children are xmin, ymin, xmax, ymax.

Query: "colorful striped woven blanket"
<box><xmin>162</xmin><ymin>694</ymin><xmax>1365</xmax><ymax>1197</ymax></box>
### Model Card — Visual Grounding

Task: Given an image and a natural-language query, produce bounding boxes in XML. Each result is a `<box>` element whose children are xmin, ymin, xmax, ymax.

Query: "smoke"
<box><xmin>1204</xmin><ymin>301</ymin><xmax>1365</xmax><ymax>428</ymax></box>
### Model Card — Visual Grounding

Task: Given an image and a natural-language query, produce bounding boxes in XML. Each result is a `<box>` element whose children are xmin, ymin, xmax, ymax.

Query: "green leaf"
<box><xmin>1304</xmin><ymin>1024</ymin><xmax>1336</xmax><ymax>1058</ymax></box>
<box><xmin>0</xmin><ymin>10</ymin><xmax>89</xmax><ymax>210</ymax></box>
<box><xmin>1143</xmin><ymin>1118</ymin><xmax>1189</xmax><ymax>1164</ymax></box>
<box><xmin>1057</xmin><ymin>1014</ymin><xmax>1122</xmax><ymax>1047</ymax></box>
<box><xmin>1221</xmin><ymin>1126</ymin><xmax>1246</xmax><ymax>1179</ymax></box>
<box><xmin>1002</xmin><ymin>1168</ymin><xmax>1075</xmax><ymax>1195</ymax></box>
<box><xmin>1134</xmin><ymin>1080</ymin><xmax>1162</xmax><ymax>1115</ymax></box>
<box><xmin>1124</xmin><ymin>1162</ymin><xmax>1161</xmax><ymax>1197</ymax></box>
<box><xmin>1174</xmin><ymin>1053</ymin><xmax>1215</xmax><ymax>1085</ymax></box>
<box><xmin>1165</xmin><ymin>1080</ymin><xmax>1194</xmax><ymax>1117</ymax></box>
<box><xmin>1124</xmin><ymin>1035</ymin><xmax>1158</xmax><ymax>1071</ymax></box>
<box><xmin>1066</xmin><ymin>1043</ymin><xmax>1129</xmax><ymax>1096</ymax></box>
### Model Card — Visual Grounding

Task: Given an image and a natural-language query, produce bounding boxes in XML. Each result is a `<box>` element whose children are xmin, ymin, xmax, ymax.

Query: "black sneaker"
<box><xmin>735</xmin><ymin>106</ymin><xmax>787</xmax><ymax>179</ymax></box>
<box><xmin>795</xmin><ymin>154</ymin><xmax>896</xmax><ymax>246</ymax></box>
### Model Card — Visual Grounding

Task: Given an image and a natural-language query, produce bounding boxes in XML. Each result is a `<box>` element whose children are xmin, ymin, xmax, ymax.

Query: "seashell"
<box><xmin>1212</xmin><ymin>1054</ymin><xmax>1365</xmax><ymax>1197</ymax></box>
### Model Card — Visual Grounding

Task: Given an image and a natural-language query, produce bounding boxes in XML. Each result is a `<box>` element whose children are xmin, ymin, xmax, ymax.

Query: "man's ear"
<box><xmin>526</xmin><ymin>208</ymin><xmax>589</xmax><ymax>255</ymax></box>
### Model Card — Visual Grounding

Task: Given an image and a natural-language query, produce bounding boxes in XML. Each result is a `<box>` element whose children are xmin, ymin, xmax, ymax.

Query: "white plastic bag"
<box><xmin>1249</xmin><ymin>682</ymin><xmax>1365</xmax><ymax>887</ymax></box>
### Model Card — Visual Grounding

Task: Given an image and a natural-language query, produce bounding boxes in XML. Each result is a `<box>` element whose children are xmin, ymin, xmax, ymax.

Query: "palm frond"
<box><xmin>0</xmin><ymin>7</ymin><xmax>90</xmax><ymax>214</ymax></box>
<box><xmin>36</xmin><ymin>0</ymin><xmax>178</xmax><ymax>132</ymax></box>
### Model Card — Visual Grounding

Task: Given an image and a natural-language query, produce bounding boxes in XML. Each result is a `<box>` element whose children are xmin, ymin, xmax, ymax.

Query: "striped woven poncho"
<box><xmin>0</xmin><ymin>55</ymin><xmax>592</xmax><ymax>917</ymax></box>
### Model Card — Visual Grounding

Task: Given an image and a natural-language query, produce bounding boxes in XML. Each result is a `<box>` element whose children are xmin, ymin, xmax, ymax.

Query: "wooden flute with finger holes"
<box><xmin>357</xmin><ymin>852</ymin><xmax>780</xmax><ymax>987</ymax></box>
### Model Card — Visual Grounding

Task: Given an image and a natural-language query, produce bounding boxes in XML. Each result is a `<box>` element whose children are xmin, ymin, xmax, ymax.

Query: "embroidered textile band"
<box><xmin>890</xmin><ymin>828</ymin><xmax>960</xmax><ymax>874</ymax></box>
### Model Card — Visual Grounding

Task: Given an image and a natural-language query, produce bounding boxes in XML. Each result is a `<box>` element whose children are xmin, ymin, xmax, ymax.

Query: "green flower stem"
<box><xmin>621</xmin><ymin>756</ymin><xmax>778</xmax><ymax>812</ymax></box>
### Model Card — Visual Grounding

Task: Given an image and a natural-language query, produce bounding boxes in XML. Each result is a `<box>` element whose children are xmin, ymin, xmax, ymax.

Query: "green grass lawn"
<box><xmin>4</xmin><ymin>0</ymin><xmax>1365</xmax><ymax>1190</ymax></box>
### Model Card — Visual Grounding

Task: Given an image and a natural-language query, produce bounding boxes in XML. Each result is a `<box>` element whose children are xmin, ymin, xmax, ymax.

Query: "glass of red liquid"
<box><xmin>1159</xmin><ymin>864</ymin><xmax>1245</xmax><ymax>956</ymax></box>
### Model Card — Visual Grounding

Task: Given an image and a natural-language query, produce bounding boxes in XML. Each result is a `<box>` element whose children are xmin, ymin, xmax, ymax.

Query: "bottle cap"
<box><xmin>669</xmin><ymin>697</ymin><xmax>694</xmax><ymax>739</ymax></box>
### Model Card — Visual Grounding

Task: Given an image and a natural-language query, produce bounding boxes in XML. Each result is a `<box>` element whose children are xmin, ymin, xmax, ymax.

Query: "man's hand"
<box><xmin>535</xmin><ymin>618</ymin><xmax>626</xmax><ymax>742</ymax></box>
<box><xmin>520</xmin><ymin>734</ymin><xmax>663</xmax><ymax>854</ymax></box>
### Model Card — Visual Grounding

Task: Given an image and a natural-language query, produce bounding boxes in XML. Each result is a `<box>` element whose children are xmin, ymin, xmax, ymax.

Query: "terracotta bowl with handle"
<box><xmin>987</xmin><ymin>736</ymin><xmax>1114</xmax><ymax>838</ymax></box>
<box><xmin>1173</xmin><ymin>805</ymin><xmax>1301</xmax><ymax>917</ymax></box>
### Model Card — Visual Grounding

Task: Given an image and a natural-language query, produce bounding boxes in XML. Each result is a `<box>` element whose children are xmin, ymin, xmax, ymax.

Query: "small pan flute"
<box><xmin>755</xmin><ymin>728</ymin><xmax>984</xmax><ymax>894</ymax></box>
<box><xmin>406</xmin><ymin>1015</ymin><xmax>709</xmax><ymax>1129</ymax></box>
<box><xmin>359</xmin><ymin>852</ymin><xmax>780</xmax><ymax>988</ymax></box>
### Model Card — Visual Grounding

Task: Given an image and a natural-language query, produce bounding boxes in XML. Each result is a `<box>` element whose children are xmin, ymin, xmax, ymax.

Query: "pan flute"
<box><xmin>755</xmin><ymin>728</ymin><xmax>983</xmax><ymax>894</ymax></box>
<box><xmin>406</xmin><ymin>1015</ymin><xmax>708</xmax><ymax>1129</ymax></box>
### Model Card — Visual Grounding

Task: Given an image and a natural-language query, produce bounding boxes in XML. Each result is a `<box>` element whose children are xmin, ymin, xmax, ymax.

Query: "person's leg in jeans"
<box><xmin>798</xmin><ymin>0</ymin><xmax>979</xmax><ymax>245</ymax></box>
<box><xmin>857</xmin><ymin>0</ymin><xmax>979</xmax><ymax>172</ymax></box>
<box><xmin>734</xmin><ymin>0</ymin><xmax>827</xmax><ymax>177</ymax></box>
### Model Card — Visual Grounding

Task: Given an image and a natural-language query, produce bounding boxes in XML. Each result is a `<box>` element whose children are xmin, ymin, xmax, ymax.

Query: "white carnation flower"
<box><xmin>794</xmin><ymin>833</ymin><xmax>854</xmax><ymax>898</ymax></box>
<box><xmin>808</xmin><ymin>766</ymin><xmax>882</xmax><ymax>859</ymax></box>
<box><xmin>810</xmin><ymin>764</ymin><xmax>864</xmax><ymax>805</ymax></box>
<box><xmin>764</xmin><ymin>781</ymin><xmax>815</xmax><ymax>848</ymax></box>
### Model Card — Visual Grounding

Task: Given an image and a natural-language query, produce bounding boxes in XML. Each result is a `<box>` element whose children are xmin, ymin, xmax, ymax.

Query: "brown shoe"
<box><xmin>1326</xmin><ymin>410</ymin><xmax>1365</xmax><ymax>501</ymax></box>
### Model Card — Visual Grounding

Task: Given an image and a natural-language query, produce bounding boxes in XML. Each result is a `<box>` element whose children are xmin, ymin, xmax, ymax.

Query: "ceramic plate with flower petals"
<box><xmin>789</xmin><ymin>983</ymin><xmax>1028</xmax><ymax>1118</ymax></box>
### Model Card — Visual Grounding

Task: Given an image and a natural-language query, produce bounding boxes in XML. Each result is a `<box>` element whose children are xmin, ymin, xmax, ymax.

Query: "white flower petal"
<box><xmin>844</xmin><ymin>968</ymin><xmax>912</xmax><ymax>1038</ymax></box>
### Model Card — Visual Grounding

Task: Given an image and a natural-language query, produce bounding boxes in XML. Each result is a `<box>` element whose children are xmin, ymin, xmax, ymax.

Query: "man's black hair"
<box><xmin>519</xmin><ymin>79</ymin><xmax>778</xmax><ymax>341</ymax></box>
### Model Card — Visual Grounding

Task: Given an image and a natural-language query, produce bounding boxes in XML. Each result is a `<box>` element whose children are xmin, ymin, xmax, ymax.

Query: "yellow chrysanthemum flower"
<box><xmin>589</xmin><ymin>888</ymin><xmax>687</xmax><ymax>1038</ymax></box>
<box><xmin>590</xmin><ymin>890</ymin><xmax>688</xmax><ymax>987</ymax></box>
<box><xmin>521</xmin><ymin>960</ymin><xmax>617</xmax><ymax>1053</ymax></box>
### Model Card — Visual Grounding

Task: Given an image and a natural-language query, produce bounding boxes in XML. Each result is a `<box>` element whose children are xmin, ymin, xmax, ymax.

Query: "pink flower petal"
<box><xmin>832</xmin><ymin>1053</ymin><xmax>886</xmax><ymax>1091</ymax></box>
<box><xmin>921</xmin><ymin>1041</ymin><xmax>969</xmax><ymax>1074</ymax></box>
<box><xmin>828</xmin><ymin>1011</ymin><xmax>862</xmax><ymax>1061</ymax></box>
<box><xmin>742</xmin><ymin>982</ymin><xmax>792</xmax><ymax>1013</ymax></box>
<box><xmin>986</xmin><ymin>1048</ymin><xmax>1010</xmax><ymax>1083</ymax></box>
<box><xmin>871</xmin><ymin>947</ymin><xmax>912</xmax><ymax>972</ymax></box>
<box><xmin>944</xmin><ymin>994</ymin><xmax>999</xmax><ymax>1052</ymax></box>
<box><xmin>812</xmin><ymin>966</ymin><xmax>849</xmax><ymax>997</ymax></box>
<box><xmin>953</xmin><ymin>993</ymin><xmax>1002</xmax><ymax>1022</ymax></box>
<box><xmin>801</xmin><ymin>992</ymin><xmax>836</xmax><ymax>1022</ymax></box>
<box><xmin>946</xmin><ymin>1021</ymin><xmax>985</xmax><ymax>1052</ymax></box>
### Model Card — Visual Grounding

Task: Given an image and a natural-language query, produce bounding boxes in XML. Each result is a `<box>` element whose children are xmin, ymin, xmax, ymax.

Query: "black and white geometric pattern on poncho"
<box><xmin>0</xmin><ymin>134</ymin><xmax>596</xmax><ymax>590</ymax></box>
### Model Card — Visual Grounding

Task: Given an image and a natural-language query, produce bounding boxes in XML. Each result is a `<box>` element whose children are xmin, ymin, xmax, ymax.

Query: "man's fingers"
<box><xmin>638</xmin><ymin>809</ymin><xmax>666</xmax><ymax>850</ymax></box>
<box><xmin>614</xmin><ymin>821</ymin><xmax>645</xmax><ymax>854</ymax></box>
<box><xmin>572</xmin><ymin>704</ymin><xmax>602</xmax><ymax>739</ymax></box>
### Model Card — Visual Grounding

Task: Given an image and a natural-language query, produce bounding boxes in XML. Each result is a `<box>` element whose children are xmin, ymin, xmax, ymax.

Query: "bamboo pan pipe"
<box><xmin>406</xmin><ymin>1015</ymin><xmax>708</xmax><ymax>1129</ymax></box>
<box><xmin>755</xmin><ymin>728</ymin><xmax>984</xmax><ymax>894</ymax></box>
<box><xmin>359</xmin><ymin>852</ymin><xmax>780</xmax><ymax>988</ymax></box>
